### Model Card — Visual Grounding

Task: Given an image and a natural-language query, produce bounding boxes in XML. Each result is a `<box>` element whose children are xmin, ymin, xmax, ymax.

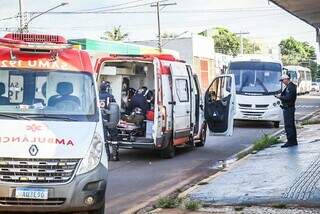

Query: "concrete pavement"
<box><xmin>106</xmin><ymin>96</ymin><xmax>320</xmax><ymax>213</ymax></box>
<box><xmin>187</xmin><ymin>117</ymin><xmax>320</xmax><ymax>208</ymax></box>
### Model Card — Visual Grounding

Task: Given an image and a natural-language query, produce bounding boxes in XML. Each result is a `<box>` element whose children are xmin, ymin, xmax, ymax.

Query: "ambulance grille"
<box><xmin>0</xmin><ymin>158</ymin><xmax>79</xmax><ymax>183</ymax></box>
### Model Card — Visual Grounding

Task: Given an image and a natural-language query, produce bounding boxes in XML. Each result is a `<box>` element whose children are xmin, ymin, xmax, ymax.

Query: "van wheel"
<box><xmin>160</xmin><ymin>141</ymin><xmax>175</xmax><ymax>159</ymax></box>
<box><xmin>274</xmin><ymin>121</ymin><xmax>280</xmax><ymax>128</ymax></box>
<box><xmin>195</xmin><ymin>127</ymin><xmax>207</xmax><ymax>147</ymax></box>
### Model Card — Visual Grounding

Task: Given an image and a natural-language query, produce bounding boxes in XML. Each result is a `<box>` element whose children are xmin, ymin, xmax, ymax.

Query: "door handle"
<box><xmin>168</xmin><ymin>101</ymin><xmax>176</xmax><ymax>105</ymax></box>
<box><xmin>186</xmin><ymin>111</ymin><xmax>190</xmax><ymax>114</ymax></box>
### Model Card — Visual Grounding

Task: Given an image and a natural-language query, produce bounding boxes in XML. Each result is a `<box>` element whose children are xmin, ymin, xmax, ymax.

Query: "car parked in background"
<box><xmin>311</xmin><ymin>82</ymin><xmax>320</xmax><ymax>92</ymax></box>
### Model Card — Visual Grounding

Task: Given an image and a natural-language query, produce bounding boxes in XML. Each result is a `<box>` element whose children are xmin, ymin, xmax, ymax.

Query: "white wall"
<box><xmin>191</xmin><ymin>35</ymin><xmax>215</xmax><ymax>60</ymax></box>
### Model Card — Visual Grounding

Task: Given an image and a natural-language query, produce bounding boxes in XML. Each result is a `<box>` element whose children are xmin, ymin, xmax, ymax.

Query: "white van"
<box><xmin>285</xmin><ymin>65</ymin><xmax>312</xmax><ymax>95</ymax></box>
<box><xmin>228</xmin><ymin>55</ymin><xmax>282</xmax><ymax>127</ymax></box>
<box><xmin>95</xmin><ymin>54</ymin><xmax>236</xmax><ymax>158</ymax></box>
<box><xmin>0</xmin><ymin>34</ymin><xmax>107</xmax><ymax>213</ymax></box>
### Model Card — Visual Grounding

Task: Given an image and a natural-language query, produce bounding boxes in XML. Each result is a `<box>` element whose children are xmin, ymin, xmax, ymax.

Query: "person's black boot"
<box><xmin>281</xmin><ymin>142</ymin><xmax>298</xmax><ymax>148</ymax></box>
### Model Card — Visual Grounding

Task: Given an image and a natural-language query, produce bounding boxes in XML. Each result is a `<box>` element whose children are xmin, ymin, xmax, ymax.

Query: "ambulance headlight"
<box><xmin>77</xmin><ymin>132</ymin><xmax>103</xmax><ymax>175</ymax></box>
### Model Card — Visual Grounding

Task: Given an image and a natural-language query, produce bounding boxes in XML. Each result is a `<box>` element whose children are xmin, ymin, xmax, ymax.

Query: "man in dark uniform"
<box><xmin>276</xmin><ymin>74</ymin><xmax>297</xmax><ymax>148</ymax></box>
<box><xmin>127</xmin><ymin>87</ymin><xmax>148</xmax><ymax>115</ymax></box>
<box><xmin>99</xmin><ymin>81</ymin><xmax>115</xmax><ymax>108</ymax></box>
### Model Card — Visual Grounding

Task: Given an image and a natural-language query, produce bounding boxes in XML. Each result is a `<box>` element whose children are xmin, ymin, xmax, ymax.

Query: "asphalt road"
<box><xmin>106</xmin><ymin>95</ymin><xmax>320</xmax><ymax>214</ymax></box>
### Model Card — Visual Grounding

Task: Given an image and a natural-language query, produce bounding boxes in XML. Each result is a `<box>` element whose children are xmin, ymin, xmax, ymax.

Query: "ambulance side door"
<box><xmin>204</xmin><ymin>74</ymin><xmax>235</xmax><ymax>136</ymax></box>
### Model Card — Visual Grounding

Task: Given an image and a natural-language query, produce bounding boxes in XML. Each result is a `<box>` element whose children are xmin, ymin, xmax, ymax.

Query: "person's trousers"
<box><xmin>283</xmin><ymin>107</ymin><xmax>297</xmax><ymax>144</ymax></box>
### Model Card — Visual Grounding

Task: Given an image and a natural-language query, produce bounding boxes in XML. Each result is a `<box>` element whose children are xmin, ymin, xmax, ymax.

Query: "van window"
<box><xmin>176</xmin><ymin>79</ymin><xmax>189</xmax><ymax>102</ymax></box>
<box><xmin>207</xmin><ymin>76</ymin><xmax>232</xmax><ymax>101</ymax></box>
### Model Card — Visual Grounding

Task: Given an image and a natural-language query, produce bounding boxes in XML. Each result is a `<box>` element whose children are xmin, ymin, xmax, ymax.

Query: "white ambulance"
<box><xmin>95</xmin><ymin>54</ymin><xmax>236</xmax><ymax>158</ymax></box>
<box><xmin>0</xmin><ymin>34</ymin><xmax>107</xmax><ymax>213</ymax></box>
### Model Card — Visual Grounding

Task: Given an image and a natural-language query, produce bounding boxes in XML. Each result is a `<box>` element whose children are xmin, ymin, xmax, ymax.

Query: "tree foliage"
<box><xmin>211</xmin><ymin>27</ymin><xmax>240</xmax><ymax>56</ymax></box>
<box><xmin>200</xmin><ymin>27</ymin><xmax>260</xmax><ymax>56</ymax></box>
<box><xmin>101</xmin><ymin>25</ymin><xmax>129</xmax><ymax>41</ymax></box>
<box><xmin>279</xmin><ymin>37</ymin><xmax>316</xmax><ymax>65</ymax></box>
<box><xmin>279</xmin><ymin>37</ymin><xmax>318</xmax><ymax>79</ymax></box>
<box><xmin>243</xmin><ymin>38</ymin><xmax>260</xmax><ymax>54</ymax></box>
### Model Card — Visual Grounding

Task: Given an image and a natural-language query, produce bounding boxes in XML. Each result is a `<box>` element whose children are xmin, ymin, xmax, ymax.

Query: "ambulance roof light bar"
<box><xmin>4</xmin><ymin>33</ymin><xmax>67</xmax><ymax>44</ymax></box>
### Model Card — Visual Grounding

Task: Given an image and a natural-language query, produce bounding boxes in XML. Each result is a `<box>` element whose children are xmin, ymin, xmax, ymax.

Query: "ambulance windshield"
<box><xmin>0</xmin><ymin>68</ymin><xmax>98</xmax><ymax>121</ymax></box>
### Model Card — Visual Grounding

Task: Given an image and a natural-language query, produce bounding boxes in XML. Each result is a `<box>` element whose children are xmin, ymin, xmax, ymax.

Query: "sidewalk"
<box><xmin>184</xmin><ymin>122</ymin><xmax>320</xmax><ymax>210</ymax></box>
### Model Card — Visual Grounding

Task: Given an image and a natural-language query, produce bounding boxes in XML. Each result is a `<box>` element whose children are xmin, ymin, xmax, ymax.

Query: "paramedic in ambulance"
<box><xmin>145</xmin><ymin>90</ymin><xmax>154</xmax><ymax>110</ymax></box>
<box><xmin>128</xmin><ymin>87</ymin><xmax>148</xmax><ymax>116</ymax></box>
<box><xmin>99</xmin><ymin>81</ymin><xmax>115</xmax><ymax>108</ymax></box>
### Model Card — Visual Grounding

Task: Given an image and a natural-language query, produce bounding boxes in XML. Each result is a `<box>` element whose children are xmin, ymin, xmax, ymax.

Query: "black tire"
<box><xmin>195</xmin><ymin>126</ymin><xmax>207</xmax><ymax>147</ymax></box>
<box><xmin>88</xmin><ymin>204</ymin><xmax>105</xmax><ymax>214</ymax></box>
<box><xmin>160</xmin><ymin>141</ymin><xmax>175</xmax><ymax>159</ymax></box>
<box><xmin>274</xmin><ymin>121</ymin><xmax>280</xmax><ymax>128</ymax></box>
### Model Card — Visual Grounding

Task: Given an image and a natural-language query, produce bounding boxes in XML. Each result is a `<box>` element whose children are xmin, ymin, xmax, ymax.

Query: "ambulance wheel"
<box><xmin>274</xmin><ymin>121</ymin><xmax>280</xmax><ymax>128</ymax></box>
<box><xmin>160</xmin><ymin>141</ymin><xmax>175</xmax><ymax>159</ymax></box>
<box><xmin>195</xmin><ymin>127</ymin><xmax>207</xmax><ymax>147</ymax></box>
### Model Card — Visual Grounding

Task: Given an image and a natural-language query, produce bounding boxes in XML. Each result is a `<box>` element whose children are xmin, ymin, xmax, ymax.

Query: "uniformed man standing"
<box><xmin>99</xmin><ymin>81</ymin><xmax>115</xmax><ymax>108</ymax></box>
<box><xmin>276</xmin><ymin>74</ymin><xmax>298</xmax><ymax>148</ymax></box>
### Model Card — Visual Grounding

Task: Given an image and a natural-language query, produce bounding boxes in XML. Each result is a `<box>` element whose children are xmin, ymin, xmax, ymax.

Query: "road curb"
<box><xmin>297</xmin><ymin>109</ymin><xmax>320</xmax><ymax>122</ymax></box>
<box><xmin>120</xmin><ymin>174</ymin><xmax>201</xmax><ymax>214</ymax></box>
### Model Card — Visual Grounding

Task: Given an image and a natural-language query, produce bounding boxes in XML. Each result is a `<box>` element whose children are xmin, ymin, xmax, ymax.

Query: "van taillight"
<box><xmin>161</xmin><ymin>106</ymin><xmax>167</xmax><ymax>132</ymax></box>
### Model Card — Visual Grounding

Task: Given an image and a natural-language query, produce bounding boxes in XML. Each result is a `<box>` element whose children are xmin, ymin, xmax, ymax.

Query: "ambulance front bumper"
<box><xmin>0</xmin><ymin>163</ymin><xmax>107</xmax><ymax>213</ymax></box>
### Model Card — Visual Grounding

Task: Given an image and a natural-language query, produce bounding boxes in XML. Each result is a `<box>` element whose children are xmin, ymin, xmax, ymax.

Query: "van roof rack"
<box><xmin>109</xmin><ymin>53</ymin><xmax>185</xmax><ymax>62</ymax></box>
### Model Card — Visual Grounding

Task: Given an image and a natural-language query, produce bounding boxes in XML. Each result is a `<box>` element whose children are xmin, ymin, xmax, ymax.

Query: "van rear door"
<box><xmin>170</xmin><ymin>61</ymin><xmax>192</xmax><ymax>142</ymax></box>
<box><xmin>204</xmin><ymin>74</ymin><xmax>235</xmax><ymax>136</ymax></box>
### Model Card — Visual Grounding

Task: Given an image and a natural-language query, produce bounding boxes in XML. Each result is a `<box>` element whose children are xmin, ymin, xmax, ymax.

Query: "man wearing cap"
<box><xmin>275</xmin><ymin>74</ymin><xmax>297</xmax><ymax>148</ymax></box>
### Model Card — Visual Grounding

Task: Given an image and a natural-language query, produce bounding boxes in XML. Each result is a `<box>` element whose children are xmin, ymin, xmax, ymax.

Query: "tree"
<box><xmin>208</xmin><ymin>27</ymin><xmax>240</xmax><ymax>56</ymax></box>
<box><xmin>199</xmin><ymin>27</ymin><xmax>260</xmax><ymax>56</ymax></box>
<box><xmin>279</xmin><ymin>37</ymin><xmax>318</xmax><ymax>79</ymax></box>
<box><xmin>101</xmin><ymin>25</ymin><xmax>129</xmax><ymax>41</ymax></box>
<box><xmin>243</xmin><ymin>38</ymin><xmax>261</xmax><ymax>54</ymax></box>
<box><xmin>279</xmin><ymin>37</ymin><xmax>316</xmax><ymax>65</ymax></box>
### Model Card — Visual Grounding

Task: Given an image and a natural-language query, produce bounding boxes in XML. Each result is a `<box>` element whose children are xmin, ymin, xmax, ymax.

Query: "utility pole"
<box><xmin>18</xmin><ymin>0</ymin><xmax>23</xmax><ymax>33</ymax></box>
<box><xmin>151</xmin><ymin>1</ymin><xmax>177</xmax><ymax>53</ymax></box>
<box><xmin>236</xmin><ymin>31</ymin><xmax>249</xmax><ymax>55</ymax></box>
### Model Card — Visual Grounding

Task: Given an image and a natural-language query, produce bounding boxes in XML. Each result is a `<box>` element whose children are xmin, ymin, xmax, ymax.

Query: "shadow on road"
<box><xmin>111</xmin><ymin>146</ymin><xmax>196</xmax><ymax>163</ymax></box>
<box><xmin>235</xmin><ymin>120</ymin><xmax>275</xmax><ymax>128</ymax></box>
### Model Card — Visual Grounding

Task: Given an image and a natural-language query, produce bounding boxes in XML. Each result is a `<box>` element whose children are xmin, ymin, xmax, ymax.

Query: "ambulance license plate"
<box><xmin>16</xmin><ymin>188</ymin><xmax>48</xmax><ymax>200</ymax></box>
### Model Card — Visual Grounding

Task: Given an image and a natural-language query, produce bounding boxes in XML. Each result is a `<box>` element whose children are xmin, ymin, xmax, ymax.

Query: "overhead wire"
<box><xmin>27</xmin><ymin>0</ymin><xmax>169</xmax><ymax>15</ymax></box>
<box><xmin>0</xmin><ymin>15</ymin><xmax>19</xmax><ymax>22</ymax></box>
<box><xmin>20</xmin><ymin>11</ymin><xmax>284</xmax><ymax>31</ymax></box>
<box><xmin>75</xmin><ymin>0</ymin><xmax>154</xmax><ymax>12</ymax></box>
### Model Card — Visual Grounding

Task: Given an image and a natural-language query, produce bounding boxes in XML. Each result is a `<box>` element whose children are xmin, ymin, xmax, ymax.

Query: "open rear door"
<box><xmin>204</xmin><ymin>74</ymin><xmax>235</xmax><ymax>136</ymax></box>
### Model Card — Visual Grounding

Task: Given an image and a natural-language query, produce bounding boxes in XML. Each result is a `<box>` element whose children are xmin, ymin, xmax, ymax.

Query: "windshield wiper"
<box><xmin>0</xmin><ymin>113</ymin><xmax>32</xmax><ymax>120</ymax></box>
<box><xmin>256</xmin><ymin>78</ymin><xmax>269</xmax><ymax>93</ymax></box>
<box><xmin>25</xmin><ymin>115</ymin><xmax>79</xmax><ymax>121</ymax></box>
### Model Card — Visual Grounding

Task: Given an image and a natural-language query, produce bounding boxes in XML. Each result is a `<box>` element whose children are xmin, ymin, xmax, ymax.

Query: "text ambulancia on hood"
<box><xmin>0</xmin><ymin>136</ymin><xmax>75</xmax><ymax>146</ymax></box>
